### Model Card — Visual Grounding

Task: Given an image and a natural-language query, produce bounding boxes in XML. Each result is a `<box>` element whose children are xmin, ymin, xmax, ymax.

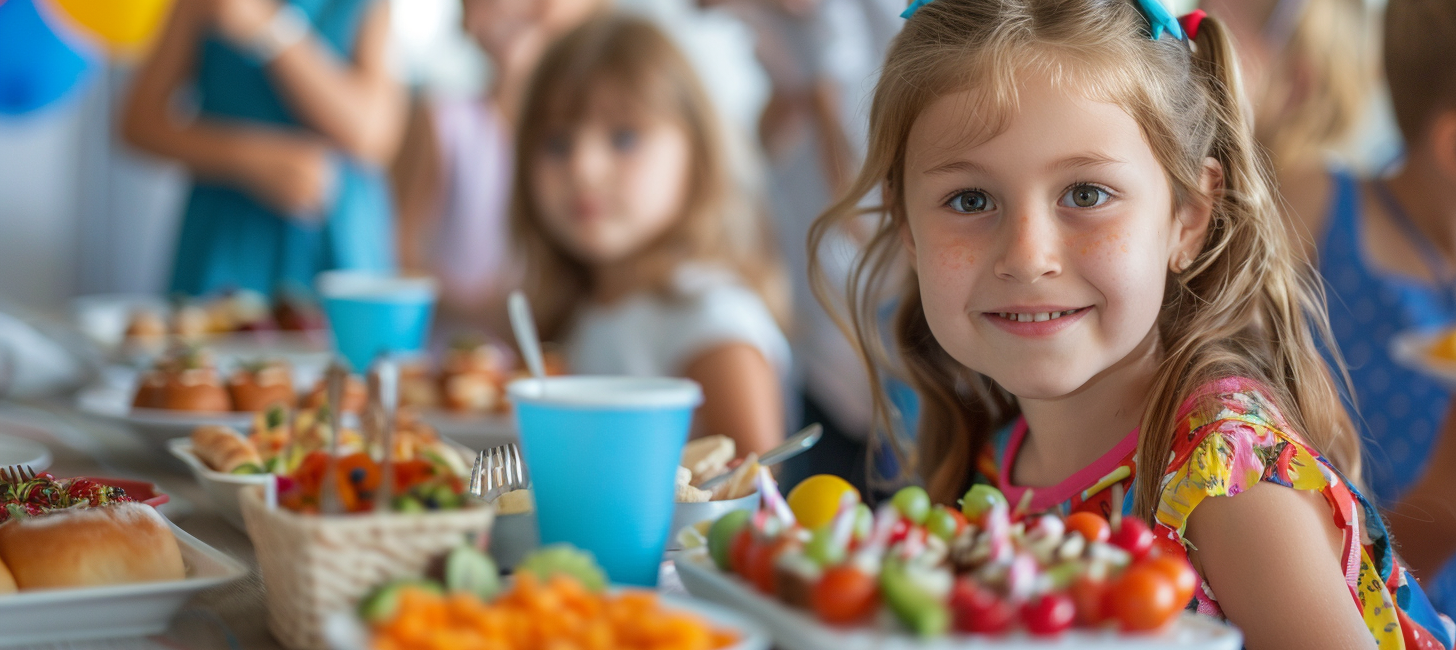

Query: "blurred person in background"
<box><xmin>1359</xmin><ymin>0</ymin><xmax>1456</xmax><ymax>615</ymax></box>
<box><xmin>391</xmin><ymin>0</ymin><xmax>605</xmax><ymax>333</ymax></box>
<box><xmin>514</xmin><ymin>14</ymin><xmax>791</xmax><ymax>454</ymax></box>
<box><xmin>699</xmin><ymin>0</ymin><xmax>901</xmax><ymax>494</ymax></box>
<box><xmin>121</xmin><ymin>0</ymin><xmax>405</xmax><ymax>297</ymax></box>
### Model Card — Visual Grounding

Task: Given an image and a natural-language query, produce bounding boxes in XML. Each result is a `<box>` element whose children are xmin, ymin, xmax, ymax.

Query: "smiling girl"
<box><xmin>512</xmin><ymin>15</ymin><xmax>791</xmax><ymax>455</ymax></box>
<box><xmin>810</xmin><ymin>0</ymin><xmax>1452</xmax><ymax>647</ymax></box>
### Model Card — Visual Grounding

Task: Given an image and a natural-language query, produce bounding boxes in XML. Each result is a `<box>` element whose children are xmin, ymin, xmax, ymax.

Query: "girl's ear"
<box><xmin>900</xmin><ymin>220</ymin><xmax>918</xmax><ymax>271</ymax></box>
<box><xmin>1170</xmin><ymin>158</ymin><xmax>1223</xmax><ymax>273</ymax></box>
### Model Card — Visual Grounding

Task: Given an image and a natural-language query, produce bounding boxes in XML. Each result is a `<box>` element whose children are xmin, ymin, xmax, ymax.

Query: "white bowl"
<box><xmin>485</xmin><ymin>490</ymin><xmax>761</xmax><ymax>567</ymax></box>
<box><xmin>166</xmin><ymin>438</ymin><xmax>275</xmax><ymax>531</ymax></box>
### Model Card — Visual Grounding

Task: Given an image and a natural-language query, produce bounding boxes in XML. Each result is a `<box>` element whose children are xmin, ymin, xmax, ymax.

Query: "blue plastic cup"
<box><xmin>316</xmin><ymin>271</ymin><xmax>438</xmax><ymax>372</ymax></box>
<box><xmin>507</xmin><ymin>376</ymin><xmax>703</xmax><ymax>586</ymax></box>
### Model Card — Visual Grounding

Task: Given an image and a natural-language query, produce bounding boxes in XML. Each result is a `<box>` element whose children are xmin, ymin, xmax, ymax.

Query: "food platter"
<box><xmin>321</xmin><ymin>589</ymin><xmax>772</xmax><ymax>650</ymax></box>
<box><xmin>416</xmin><ymin>409</ymin><xmax>517</xmax><ymax>449</ymax></box>
<box><xmin>0</xmin><ymin>521</ymin><xmax>248</xmax><ymax>647</ymax></box>
<box><xmin>1391</xmin><ymin>328</ymin><xmax>1456</xmax><ymax>388</ymax></box>
<box><xmin>673</xmin><ymin>555</ymin><xmax>1243</xmax><ymax>650</ymax></box>
<box><xmin>75</xmin><ymin>382</ymin><xmax>255</xmax><ymax>443</ymax></box>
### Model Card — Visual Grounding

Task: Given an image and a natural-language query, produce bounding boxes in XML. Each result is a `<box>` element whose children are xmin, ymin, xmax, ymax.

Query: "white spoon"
<box><xmin>508</xmin><ymin>291</ymin><xmax>547</xmax><ymax>392</ymax></box>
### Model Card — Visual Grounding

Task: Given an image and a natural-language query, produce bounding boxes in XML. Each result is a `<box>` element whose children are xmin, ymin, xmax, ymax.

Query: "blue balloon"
<box><xmin>0</xmin><ymin>0</ymin><xmax>92</xmax><ymax>115</ymax></box>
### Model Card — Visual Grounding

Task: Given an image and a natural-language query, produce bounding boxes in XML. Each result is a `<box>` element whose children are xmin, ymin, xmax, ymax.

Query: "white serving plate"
<box><xmin>322</xmin><ymin>589</ymin><xmax>770</xmax><ymax>650</ymax></box>
<box><xmin>75</xmin><ymin>384</ymin><xmax>255</xmax><ymax>444</ymax></box>
<box><xmin>673</xmin><ymin>555</ymin><xmax>1243</xmax><ymax>650</ymax></box>
<box><xmin>167</xmin><ymin>438</ymin><xmax>277</xmax><ymax>531</ymax></box>
<box><xmin>1391</xmin><ymin>329</ymin><xmax>1456</xmax><ymax>389</ymax></box>
<box><xmin>0</xmin><ymin>429</ymin><xmax>51</xmax><ymax>471</ymax></box>
<box><xmin>417</xmin><ymin>410</ymin><xmax>517</xmax><ymax>450</ymax></box>
<box><xmin>0</xmin><ymin>520</ymin><xmax>248</xmax><ymax>647</ymax></box>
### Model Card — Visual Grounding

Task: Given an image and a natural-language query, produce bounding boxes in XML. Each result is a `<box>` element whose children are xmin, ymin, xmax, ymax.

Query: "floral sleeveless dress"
<box><xmin>974</xmin><ymin>377</ymin><xmax>1454</xmax><ymax>649</ymax></box>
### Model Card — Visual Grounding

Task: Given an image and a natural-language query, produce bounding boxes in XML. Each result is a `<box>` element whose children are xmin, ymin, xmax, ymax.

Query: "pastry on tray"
<box><xmin>227</xmin><ymin>360</ymin><xmax>294</xmax><ymax>412</ymax></box>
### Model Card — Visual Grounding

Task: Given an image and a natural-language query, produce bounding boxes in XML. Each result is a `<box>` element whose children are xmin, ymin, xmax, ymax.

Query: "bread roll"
<box><xmin>0</xmin><ymin>503</ymin><xmax>186</xmax><ymax>590</ymax></box>
<box><xmin>0</xmin><ymin>557</ymin><xmax>15</xmax><ymax>594</ymax></box>
<box><xmin>228</xmin><ymin>363</ymin><xmax>294</xmax><ymax>412</ymax></box>
<box><xmin>191</xmin><ymin>425</ymin><xmax>261</xmax><ymax>472</ymax></box>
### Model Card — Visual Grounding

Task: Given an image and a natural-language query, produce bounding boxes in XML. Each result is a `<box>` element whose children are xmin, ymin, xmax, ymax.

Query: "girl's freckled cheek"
<box><xmin>934</xmin><ymin>242</ymin><xmax>977</xmax><ymax>271</ymax></box>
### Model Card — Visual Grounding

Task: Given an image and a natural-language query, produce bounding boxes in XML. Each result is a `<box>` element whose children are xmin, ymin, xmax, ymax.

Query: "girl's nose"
<box><xmin>568</xmin><ymin>135</ymin><xmax>612</xmax><ymax>189</ymax></box>
<box><xmin>993</xmin><ymin>205</ymin><xmax>1062</xmax><ymax>283</ymax></box>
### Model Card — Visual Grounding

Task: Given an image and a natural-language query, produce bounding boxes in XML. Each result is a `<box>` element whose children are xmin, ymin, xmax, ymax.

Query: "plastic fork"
<box><xmin>470</xmin><ymin>444</ymin><xmax>528</xmax><ymax>503</ymax></box>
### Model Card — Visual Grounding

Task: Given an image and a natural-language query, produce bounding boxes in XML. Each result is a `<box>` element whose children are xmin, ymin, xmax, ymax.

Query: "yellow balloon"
<box><xmin>48</xmin><ymin>0</ymin><xmax>174</xmax><ymax>56</ymax></box>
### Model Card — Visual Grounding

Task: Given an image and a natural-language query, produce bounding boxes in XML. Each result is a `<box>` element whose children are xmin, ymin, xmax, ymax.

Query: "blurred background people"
<box><xmin>121</xmin><ymin>0</ymin><xmax>406</xmax><ymax>297</ymax></box>
<box><xmin>513</xmin><ymin>14</ymin><xmax>791</xmax><ymax>454</ymax></box>
<box><xmin>391</xmin><ymin>0</ymin><xmax>605</xmax><ymax>333</ymax></box>
<box><xmin>1360</xmin><ymin>0</ymin><xmax>1456</xmax><ymax>615</ymax></box>
<box><xmin>701</xmin><ymin>0</ymin><xmax>902</xmax><ymax>493</ymax></box>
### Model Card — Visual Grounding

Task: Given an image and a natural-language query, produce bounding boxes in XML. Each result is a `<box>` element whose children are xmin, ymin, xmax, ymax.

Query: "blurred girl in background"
<box><xmin>392</xmin><ymin>0</ymin><xmax>604</xmax><ymax>330</ymax></box>
<box><xmin>514</xmin><ymin>14</ymin><xmax>791</xmax><ymax>455</ymax></box>
<box><xmin>123</xmin><ymin>0</ymin><xmax>405</xmax><ymax>296</ymax></box>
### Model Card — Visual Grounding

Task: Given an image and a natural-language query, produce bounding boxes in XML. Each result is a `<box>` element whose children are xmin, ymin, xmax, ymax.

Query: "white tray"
<box><xmin>322</xmin><ymin>589</ymin><xmax>771</xmax><ymax>650</ymax></box>
<box><xmin>673</xmin><ymin>556</ymin><xmax>1243</xmax><ymax>650</ymax></box>
<box><xmin>0</xmin><ymin>520</ymin><xmax>248</xmax><ymax>646</ymax></box>
<box><xmin>167</xmin><ymin>438</ymin><xmax>276</xmax><ymax>531</ymax></box>
<box><xmin>1391</xmin><ymin>329</ymin><xmax>1456</xmax><ymax>389</ymax></box>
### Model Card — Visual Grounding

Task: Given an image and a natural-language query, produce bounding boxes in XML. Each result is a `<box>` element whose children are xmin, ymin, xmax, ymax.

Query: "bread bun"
<box><xmin>228</xmin><ymin>362</ymin><xmax>295</xmax><ymax>412</ymax></box>
<box><xmin>301</xmin><ymin>376</ymin><xmax>366</xmax><ymax>414</ymax></box>
<box><xmin>0</xmin><ymin>503</ymin><xmax>185</xmax><ymax>591</ymax></box>
<box><xmin>0</xmin><ymin>557</ymin><xmax>15</xmax><ymax>594</ymax></box>
<box><xmin>162</xmin><ymin>378</ymin><xmax>231</xmax><ymax>412</ymax></box>
<box><xmin>132</xmin><ymin>372</ymin><xmax>168</xmax><ymax>409</ymax></box>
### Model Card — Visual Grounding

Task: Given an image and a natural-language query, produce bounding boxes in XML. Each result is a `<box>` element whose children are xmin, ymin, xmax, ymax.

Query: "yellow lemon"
<box><xmin>786</xmin><ymin>474</ymin><xmax>859</xmax><ymax>529</ymax></box>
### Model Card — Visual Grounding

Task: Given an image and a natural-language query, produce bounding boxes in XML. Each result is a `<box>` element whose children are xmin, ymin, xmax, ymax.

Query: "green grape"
<box><xmin>926</xmin><ymin>505</ymin><xmax>959</xmax><ymax>541</ymax></box>
<box><xmin>805</xmin><ymin>526</ymin><xmax>846</xmax><ymax>567</ymax></box>
<box><xmin>959</xmin><ymin>484</ymin><xmax>1007</xmax><ymax>522</ymax></box>
<box><xmin>892</xmin><ymin>486</ymin><xmax>932</xmax><ymax>525</ymax></box>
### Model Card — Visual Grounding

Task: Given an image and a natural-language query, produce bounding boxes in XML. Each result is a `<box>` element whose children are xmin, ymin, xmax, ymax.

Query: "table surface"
<box><xmin>0</xmin><ymin>397</ymin><xmax>691</xmax><ymax>650</ymax></box>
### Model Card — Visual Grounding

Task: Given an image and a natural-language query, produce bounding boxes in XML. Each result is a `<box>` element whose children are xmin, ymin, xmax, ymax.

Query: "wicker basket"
<box><xmin>240</xmin><ymin>486</ymin><xmax>496</xmax><ymax>650</ymax></box>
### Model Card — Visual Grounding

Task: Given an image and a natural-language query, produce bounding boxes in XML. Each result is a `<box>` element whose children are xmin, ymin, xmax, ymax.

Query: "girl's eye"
<box><xmin>544</xmin><ymin>134</ymin><xmax>571</xmax><ymax>158</ymax></box>
<box><xmin>610</xmin><ymin>128</ymin><xmax>639</xmax><ymax>152</ymax></box>
<box><xmin>946</xmin><ymin>190</ymin><xmax>994</xmax><ymax>213</ymax></box>
<box><xmin>1060</xmin><ymin>184</ymin><xmax>1111</xmax><ymax>208</ymax></box>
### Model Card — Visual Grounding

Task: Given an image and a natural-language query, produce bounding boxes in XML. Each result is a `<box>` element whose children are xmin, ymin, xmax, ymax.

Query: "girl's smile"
<box><xmin>983</xmin><ymin>306</ymin><xmax>1091</xmax><ymax>337</ymax></box>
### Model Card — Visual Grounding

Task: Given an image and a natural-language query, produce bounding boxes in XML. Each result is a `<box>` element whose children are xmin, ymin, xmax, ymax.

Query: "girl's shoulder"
<box><xmin>1155</xmin><ymin>377</ymin><xmax>1336</xmax><ymax>534</ymax></box>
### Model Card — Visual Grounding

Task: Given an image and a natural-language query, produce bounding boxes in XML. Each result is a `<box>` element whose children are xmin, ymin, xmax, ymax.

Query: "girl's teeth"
<box><xmin>1000</xmin><ymin>309</ymin><xmax>1077</xmax><ymax>323</ymax></box>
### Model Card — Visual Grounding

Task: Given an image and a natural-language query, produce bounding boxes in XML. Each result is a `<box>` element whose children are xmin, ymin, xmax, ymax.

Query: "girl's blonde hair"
<box><xmin>809</xmin><ymin>0</ymin><xmax>1360</xmax><ymax>518</ymax></box>
<box><xmin>511</xmin><ymin>14</ymin><xmax>789</xmax><ymax>341</ymax></box>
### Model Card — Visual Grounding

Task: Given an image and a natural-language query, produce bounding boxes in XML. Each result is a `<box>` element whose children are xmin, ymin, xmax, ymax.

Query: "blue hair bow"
<box><xmin>901</xmin><ymin>0</ymin><xmax>1187</xmax><ymax>42</ymax></box>
<box><xmin>1134</xmin><ymin>0</ymin><xmax>1186</xmax><ymax>40</ymax></box>
<box><xmin>900</xmin><ymin>0</ymin><xmax>932</xmax><ymax>18</ymax></box>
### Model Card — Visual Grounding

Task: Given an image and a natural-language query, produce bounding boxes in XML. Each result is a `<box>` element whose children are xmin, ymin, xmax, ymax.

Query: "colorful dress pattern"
<box><xmin>974</xmin><ymin>377</ymin><xmax>1455</xmax><ymax>649</ymax></box>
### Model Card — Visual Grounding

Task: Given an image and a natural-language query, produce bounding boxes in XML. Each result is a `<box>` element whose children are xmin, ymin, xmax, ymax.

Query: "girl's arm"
<box><xmin>121</xmin><ymin>0</ymin><xmax>334</xmax><ymax>215</ymax></box>
<box><xmin>1386</xmin><ymin>400</ymin><xmax>1456</xmax><ymax>579</ymax></box>
<box><xmin>1185</xmin><ymin>481</ymin><xmax>1375</xmax><ymax>650</ymax></box>
<box><xmin>683</xmin><ymin>343</ymin><xmax>784</xmax><ymax>456</ymax></box>
<box><xmin>214</xmin><ymin>0</ymin><xmax>406</xmax><ymax>164</ymax></box>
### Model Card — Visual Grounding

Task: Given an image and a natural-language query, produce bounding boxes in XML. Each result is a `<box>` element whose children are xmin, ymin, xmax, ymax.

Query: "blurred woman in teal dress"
<box><xmin>122</xmin><ymin>0</ymin><xmax>404</xmax><ymax>296</ymax></box>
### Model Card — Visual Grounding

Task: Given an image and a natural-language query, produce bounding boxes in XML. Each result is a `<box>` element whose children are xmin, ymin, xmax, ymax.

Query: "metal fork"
<box><xmin>470</xmin><ymin>444</ymin><xmax>528</xmax><ymax>503</ymax></box>
<box><xmin>0</xmin><ymin>465</ymin><xmax>35</xmax><ymax>484</ymax></box>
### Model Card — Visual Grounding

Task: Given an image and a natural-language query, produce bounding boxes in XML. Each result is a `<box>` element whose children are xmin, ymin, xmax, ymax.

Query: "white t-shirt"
<box><xmin>564</xmin><ymin>266</ymin><xmax>790</xmax><ymax>381</ymax></box>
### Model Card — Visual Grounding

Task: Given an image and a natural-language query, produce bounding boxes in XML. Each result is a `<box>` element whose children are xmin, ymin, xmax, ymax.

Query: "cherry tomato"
<box><xmin>1064</xmin><ymin>512</ymin><xmax>1111</xmax><ymax>543</ymax></box>
<box><xmin>1021</xmin><ymin>592</ymin><xmax>1076</xmax><ymax>636</ymax></box>
<box><xmin>748</xmin><ymin>538</ymin><xmax>794</xmax><ymax>593</ymax></box>
<box><xmin>888</xmin><ymin>518</ymin><xmax>914</xmax><ymax>545</ymax></box>
<box><xmin>950</xmin><ymin>579</ymin><xmax>1015</xmax><ymax>634</ymax></box>
<box><xmin>1144</xmin><ymin>555</ymin><xmax>1199</xmax><ymax>608</ymax></box>
<box><xmin>1070</xmin><ymin>575</ymin><xmax>1110</xmax><ymax>627</ymax></box>
<box><xmin>1109</xmin><ymin>517</ymin><xmax>1155</xmax><ymax>561</ymax></box>
<box><xmin>1105</xmin><ymin>565</ymin><xmax>1178</xmax><ymax>632</ymax></box>
<box><xmin>811</xmin><ymin>566</ymin><xmax>880</xmax><ymax>624</ymax></box>
<box><xmin>729</xmin><ymin>528</ymin><xmax>755</xmax><ymax>578</ymax></box>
